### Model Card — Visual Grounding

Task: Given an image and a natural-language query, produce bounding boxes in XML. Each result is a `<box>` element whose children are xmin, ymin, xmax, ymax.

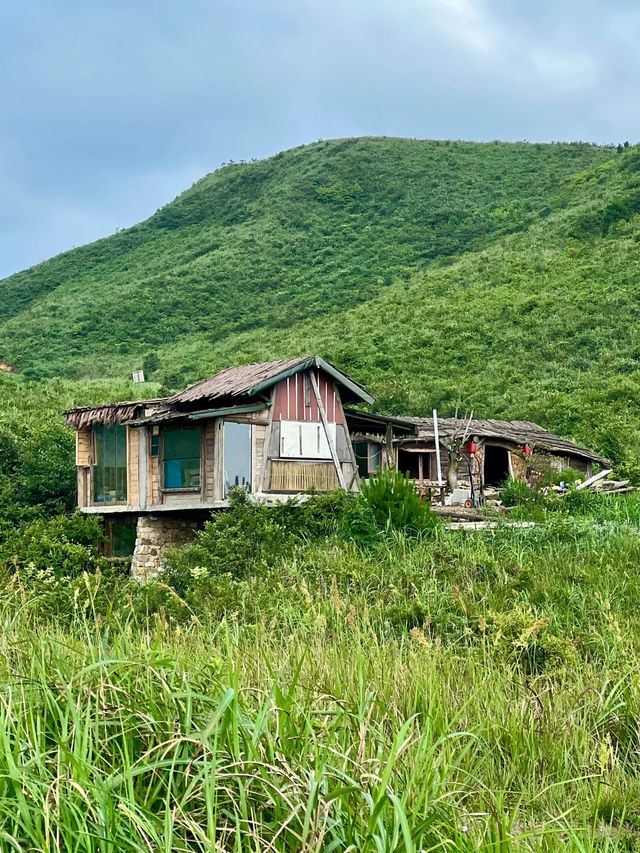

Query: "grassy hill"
<box><xmin>2</xmin><ymin>136</ymin><xmax>640</xmax><ymax>465</ymax></box>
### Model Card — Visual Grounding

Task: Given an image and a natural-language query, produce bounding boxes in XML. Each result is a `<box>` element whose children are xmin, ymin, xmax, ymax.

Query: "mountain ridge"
<box><xmin>2</xmin><ymin>136</ymin><xmax>640</xmax><ymax>470</ymax></box>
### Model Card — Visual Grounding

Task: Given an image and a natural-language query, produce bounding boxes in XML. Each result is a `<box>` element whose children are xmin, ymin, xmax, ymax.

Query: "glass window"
<box><xmin>163</xmin><ymin>427</ymin><xmax>201</xmax><ymax>490</ymax></box>
<box><xmin>224</xmin><ymin>421</ymin><xmax>252</xmax><ymax>497</ymax></box>
<box><xmin>93</xmin><ymin>424</ymin><xmax>127</xmax><ymax>504</ymax></box>
<box><xmin>353</xmin><ymin>441</ymin><xmax>382</xmax><ymax>479</ymax></box>
<box><xmin>353</xmin><ymin>441</ymin><xmax>369</xmax><ymax>479</ymax></box>
<box><xmin>369</xmin><ymin>443</ymin><xmax>382</xmax><ymax>473</ymax></box>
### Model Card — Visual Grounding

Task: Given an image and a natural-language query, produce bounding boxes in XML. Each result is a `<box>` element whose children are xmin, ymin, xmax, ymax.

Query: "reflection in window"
<box><xmin>93</xmin><ymin>424</ymin><xmax>127</xmax><ymax>503</ymax></box>
<box><xmin>163</xmin><ymin>427</ymin><xmax>202</xmax><ymax>490</ymax></box>
<box><xmin>224</xmin><ymin>421</ymin><xmax>252</xmax><ymax>497</ymax></box>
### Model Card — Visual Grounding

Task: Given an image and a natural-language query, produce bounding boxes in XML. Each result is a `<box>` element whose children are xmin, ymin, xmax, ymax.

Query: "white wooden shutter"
<box><xmin>280</xmin><ymin>421</ymin><xmax>336</xmax><ymax>459</ymax></box>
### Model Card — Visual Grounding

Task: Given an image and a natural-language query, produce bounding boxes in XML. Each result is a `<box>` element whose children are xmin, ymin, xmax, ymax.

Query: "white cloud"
<box><xmin>529</xmin><ymin>47</ymin><xmax>597</xmax><ymax>90</ymax></box>
<box><xmin>424</xmin><ymin>0</ymin><xmax>500</xmax><ymax>56</ymax></box>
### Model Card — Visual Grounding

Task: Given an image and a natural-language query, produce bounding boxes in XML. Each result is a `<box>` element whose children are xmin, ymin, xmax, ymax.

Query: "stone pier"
<box><xmin>130</xmin><ymin>515</ymin><xmax>199</xmax><ymax>580</ymax></box>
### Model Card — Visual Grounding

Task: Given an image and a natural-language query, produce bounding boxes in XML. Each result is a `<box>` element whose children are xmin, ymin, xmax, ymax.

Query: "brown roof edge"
<box><xmin>64</xmin><ymin>398</ymin><xmax>168</xmax><ymax>429</ymax></box>
<box><xmin>397</xmin><ymin>416</ymin><xmax>609</xmax><ymax>466</ymax></box>
<box><xmin>169</xmin><ymin>355</ymin><xmax>374</xmax><ymax>406</ymax></box>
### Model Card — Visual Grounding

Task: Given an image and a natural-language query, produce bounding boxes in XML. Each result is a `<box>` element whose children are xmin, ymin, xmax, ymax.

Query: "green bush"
<box><xmin>538</xmin><ymin>466</ymin><xmax>584</xmax><ymax>488</ymax></box>
<box><xmin>162</xmin><ymin>489</ymin><xmax>379</xmax><ymax>598</ymax></box>
<box><xmin>500</xmin><ymin>476</ymin><xmax>543</xmax><ymax>508</ymax></box>
<box><xmin>0</xmin><ymin>512</ymin><xmax>104</xmax><ymax>577</ymax></box>
<box><xmin>481</xmin><ymin>604</ymin><xmax>577</xmax><ymax>674</ymax></box>
<box><xmin>360</xmin><ymin>469</ymin><xmax>438</xmax><ymax>535</ymax></box>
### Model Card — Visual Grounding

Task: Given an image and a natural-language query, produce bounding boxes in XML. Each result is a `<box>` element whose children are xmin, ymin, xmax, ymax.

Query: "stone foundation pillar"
<box><xmin>131</xmin><ymin>515</ymin><xmax>198</xmax><ymax>580</ymax></box>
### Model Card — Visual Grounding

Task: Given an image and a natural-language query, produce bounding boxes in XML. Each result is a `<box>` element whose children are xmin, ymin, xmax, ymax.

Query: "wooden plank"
<box><xmin>213</xmin><ymin>418</ymin><xmax>224</xmax><ymax>500</ymax></box>
<box><xmin>447</xmin><ymin>520</ymin><xmax>536</xmax><ymax>531</ymax></box>
<box><xmin>433</xmin><ymin>409</ymin><xmax>443</xmax><ymax>487</ymax></box>
<box><xmin>575</xmin><ymin>468</ymin><xmax>612</xmax><ymax>491</ymax></box>
<box><xmin>310</xmin><ymin>371</ymin><xmax>346</xmax><ymax>489</ymax></box>
<box><xmin>127</xmin><ymin>427</ymin><xmax>140</xmax><ymax>507</ymax></box>
<box><xmin>260</xmin><ymin>389</ymin><xmax>276</xmax><ymax>492</ymax></box>
<box><xmin>335</xmin><ymin>387</ymin><xmax>360</xmax><ymax>491</ymax></box>
<box><xmin>138</xmin><ymin>426</ymin><xmax>148</xmax><ymax>510</ymax></box>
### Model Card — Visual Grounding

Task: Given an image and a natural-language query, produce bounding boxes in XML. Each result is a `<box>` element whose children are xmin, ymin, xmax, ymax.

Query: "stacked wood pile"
<box><xmin>572</xmin><ymin>469</ymin><xmax>636</xmax><ymax>496</ymax></box>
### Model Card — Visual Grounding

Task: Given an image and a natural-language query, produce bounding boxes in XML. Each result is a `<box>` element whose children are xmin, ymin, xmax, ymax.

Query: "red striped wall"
<box><xmin>272</xmin><ymin>370</ymin><xmax>344</xmax><ymax>423</ymax></box>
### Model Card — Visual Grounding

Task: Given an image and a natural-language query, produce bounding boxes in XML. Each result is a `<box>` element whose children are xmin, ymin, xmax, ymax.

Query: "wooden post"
<box><xmin>433</xmin><ymin>409</ymin><xmax>443</xmax><ymax>487</ymax></box>
<box><xmin>138</xmin><ymin>426</ymin><xmax>148</xmax><ymax>510</ymax></box>
<box><xmin>310</xmin><ymin>371</ymin><xmax>346</xmax><ymax>490</ymax></box>
<box><xmin>385</xmin><ymin>422</ymin><xmax>395</xmax><ymax>469</ymax></box>
<box><xmin>334</xmin><ymin>386</ymin><xmax>361</xmax><ymax>491</ymax></box>
<box><xmin>259</xmin><ymin>391</ymin><xmax>276</xmax><ymax>493</ymax></box>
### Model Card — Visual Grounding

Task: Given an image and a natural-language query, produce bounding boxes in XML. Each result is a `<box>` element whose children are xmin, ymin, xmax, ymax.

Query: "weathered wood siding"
<box><xmin>127</xmin><ymin>426</ymin><xmax>140</xmax><ymax>507</ymax></box>
<box><xmin>252</xmin><ymin>423</ymin><xmax>267</xmax><ymax>490</ymax></box>
<box><xmin>150</xmin><ymin>434</ymin><xmax>161</xmax><ymax>505</ymax></box>
<box><xmin>272</xmin><ymin>370</ymin><xmax>343</xmax><ymax>424</ymax></box>
<box><xmin>263</xmin><ymin>373</ymin><xmax>353</xmax><ymax>492</ymax></box>
<box><xmin>203</xmin><ymin>419</ymin><xmax>217</xmax><ymax>502</ymax></box>
<box><xmin>76</xmin><ymin>428</ymin><xmax>93</xmax><ymax>466</ymax></box>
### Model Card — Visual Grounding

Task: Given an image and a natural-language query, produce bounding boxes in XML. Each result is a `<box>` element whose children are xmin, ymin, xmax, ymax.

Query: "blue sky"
<box><xmin>1</xmin><ymin>0</ymin><xmax>638</xmax><ymax>279</ymax></box>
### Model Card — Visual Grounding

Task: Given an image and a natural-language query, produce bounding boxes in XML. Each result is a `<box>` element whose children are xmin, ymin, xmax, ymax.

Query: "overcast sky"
<box><xmin>1</xmin><ymin>0</ymin><xmax>638</xmax><ymax>279</ymax></box>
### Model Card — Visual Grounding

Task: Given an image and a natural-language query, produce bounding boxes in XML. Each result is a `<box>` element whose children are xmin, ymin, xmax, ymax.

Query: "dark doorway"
<box><xmin>397</xmin><ymin>449</ymin><xmax>421</xmax><ymax>479</ymax></box>
<box><xmin>104</xmin><ymin>517</ymin><xmax>137</xmax><ymax>557</ymax></box>
<box><xmin>483</xmin><ymin>445</ymin><xmax>510</xmax><ymax>487</ymax></box>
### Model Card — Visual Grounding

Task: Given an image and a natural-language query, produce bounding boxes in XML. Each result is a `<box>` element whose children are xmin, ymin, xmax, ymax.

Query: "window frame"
<box><xmin>160</xmin><ymin>425</ymin><xmax>203</xmax><ymax>493</ymax></box>
<box><xmin>353</xmin><ymin>440</ymin><xmax>383</xmax><ymax>479</ymax></box>
<box><xmin>223</xmin><ymin>419</ymin><xmax>253</xmax><ymax>497</ymax></box>
<box><xmin>92</xmin><ymin>423</ymin><xmax>128</xmax><ymax>505</ymax></box>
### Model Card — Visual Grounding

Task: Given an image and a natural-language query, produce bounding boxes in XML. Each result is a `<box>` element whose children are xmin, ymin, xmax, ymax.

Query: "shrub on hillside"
<box><xmin>361</xmin><ymin>469</ymin><xmax>438</xmax><ymax>535</ymax></box>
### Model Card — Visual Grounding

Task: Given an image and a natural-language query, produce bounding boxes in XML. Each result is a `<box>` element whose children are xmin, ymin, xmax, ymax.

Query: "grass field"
<box><xmin>3</xmin><ymin>507</ymin><xmax>640</xmax><ymax>851</ymax></box>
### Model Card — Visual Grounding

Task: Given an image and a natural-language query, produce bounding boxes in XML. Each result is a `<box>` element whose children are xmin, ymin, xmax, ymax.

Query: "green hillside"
<box><xmin>2</xmin><ymin>136</ymin><xmax>640</xmax><ymax>466</ymax></box>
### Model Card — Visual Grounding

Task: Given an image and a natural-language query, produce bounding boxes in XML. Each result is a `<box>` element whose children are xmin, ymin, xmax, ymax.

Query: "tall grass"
<box><xmin>3</xmin><ymin>516</ymin><xmax>640</xmax><ymax>849</ymax></box>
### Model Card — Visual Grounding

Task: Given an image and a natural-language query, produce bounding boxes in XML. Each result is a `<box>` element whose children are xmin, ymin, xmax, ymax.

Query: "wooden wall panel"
<box><xmin>252</xmin><ymin>423</ymin><xmax>266</xmax><ymax>490</ymax></box>
<box><xmin>204</xmin><ymin>420</ymin><xmax>216</xmax><ymax>502</ymax></box>
<box><xmin>76</xmin><ymin>428</ymin><xmax>92</xmax><ymax>466</ymax></box>
<box><xmin>77</xmin><ymin>467</ymin><xmax>89</xmax><ymax>508</ymax></box>
<box><xmin>272</xmin><ymin>370</ymin><xmax>343</xmax><ymax>424</ymax></box>
<box><xmin>150</xmin><ymin>455</ymin><xmax>160</xmax><ymax>505</ymax></box>
<box><xmin>127</xmin><ymin>427</ymin><xmax>140</xmax><ymax>507</ymax></box>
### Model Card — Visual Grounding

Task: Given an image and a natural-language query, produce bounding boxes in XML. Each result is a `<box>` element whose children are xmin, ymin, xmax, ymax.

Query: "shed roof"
<box><xmin>169</xmin><ymin>355</ymin><xmax>374</xmax><ymax>406</ymax></box>
<box><xmin>64</xmin><ymin>399</ymin><xmax>166</xmax><ymax>429</ymax></box>
<box><xmin>398</xmin><ymin>417</ymin><xmax>608</xmax><ymax>465</ymax></box>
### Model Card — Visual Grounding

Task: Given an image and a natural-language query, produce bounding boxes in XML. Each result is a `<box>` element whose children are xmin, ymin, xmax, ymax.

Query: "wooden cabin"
<box><xmin>65</xmin><ymin>356</ymin><xmax>402</xmax><ymax>575</ymax></box>
<box><xmin>394</xmin><ymin>417</ymin><xmax>609</xmax><ymax>500</ymax></box>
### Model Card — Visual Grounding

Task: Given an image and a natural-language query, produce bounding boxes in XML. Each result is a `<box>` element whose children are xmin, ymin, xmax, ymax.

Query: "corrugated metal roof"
<box><xmin>397</xmin><ymin>417</ymin><xmax>608</xmax><ymax>465</ymax></box>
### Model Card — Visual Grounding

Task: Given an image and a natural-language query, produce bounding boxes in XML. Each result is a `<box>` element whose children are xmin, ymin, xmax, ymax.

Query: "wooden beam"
<box><xmin>334</xmin><ymin>385</ymin><xmax>360</xmax><ymax>491</ymax></box>
<box><xmin>574</xmin><ymin>468</ymin><xmax>612</xmax><ymax>492</ymax></box>
<box><xmin>259</xmin><ymin>389</ymin><xmax>277</xmax><ymax>493</ymax></box>
<box><xmin>385</xmin><ymin>422</ymin><xmax>394</xmax><ymax>469</ymax></box>
<box><xmin>309</xmin><ymin>371</ymin><xmax>346</xmax><ymax>489</ymax></box>
<box><xmin>138</xmin><ymin>426</ymin><xmax>148</xmax><ymax>510</ymax></box>
<box><xmin>433</xmin><ymin>409</ymin><xmax>443</xmax><ymax>486</ymax></box>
